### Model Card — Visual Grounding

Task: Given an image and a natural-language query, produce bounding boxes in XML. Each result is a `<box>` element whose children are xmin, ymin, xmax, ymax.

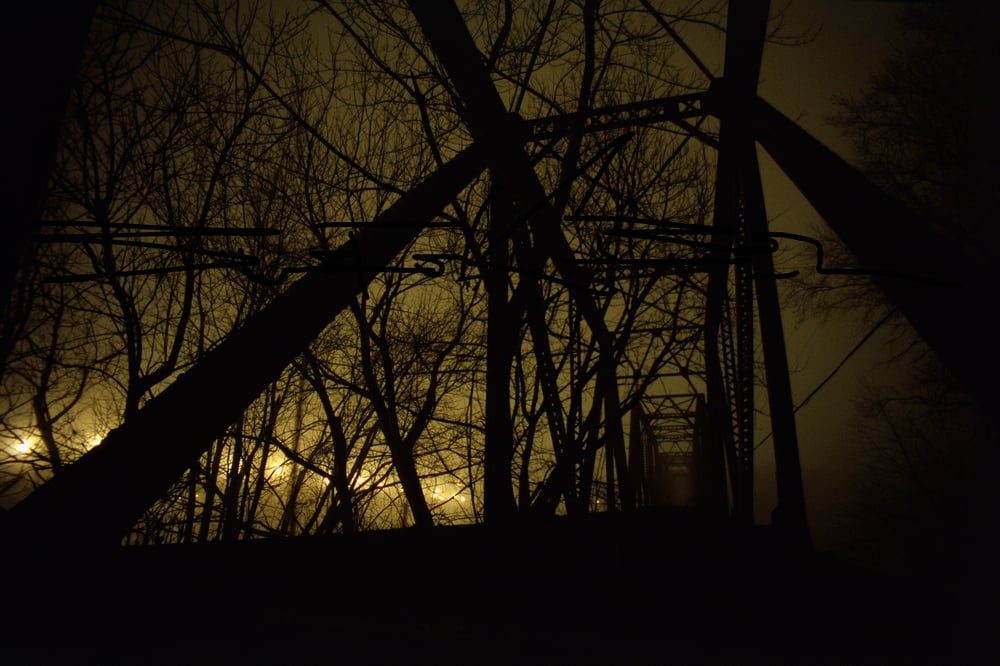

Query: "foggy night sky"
<box><xmin>623</xmin><ymin>1</ymin><xmax>917</xmax><ymax>548</ymax></box>
<box><xmin>752</xmin><ymin>1</ymin><xmax>918</xmax><ymax>549</ymax></box>
<box><xmin>595</xmin><ymin>0</ymin><xmax>917</xmax><ymax>548</ymax></box>
<box><xmin>3</xmin><ymin>9</ymin><xmax>990</xmax><ymax>661</ymax></box>
<box><xmin>4</xmin><ymin>1</ymin><xmax>931</xmax><ymax>557</ymax></box>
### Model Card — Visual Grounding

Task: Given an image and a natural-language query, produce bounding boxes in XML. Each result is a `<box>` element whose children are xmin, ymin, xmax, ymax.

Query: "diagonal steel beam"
<box><xmin>7</xmin><ymin>144</ymin><xmax>488</xmax><ymax>553</ymax></box>
<box><xmin>752</xmin><ymin>94</ymin><xmax>991</xmax><ymax>415</ymax></box>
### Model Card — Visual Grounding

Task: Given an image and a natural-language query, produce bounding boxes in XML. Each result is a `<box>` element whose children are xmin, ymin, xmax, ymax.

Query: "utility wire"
<box><xmin>754</xmin><ymin>307</ymin><xmax>897</xmax><ymax>451</ymax></box>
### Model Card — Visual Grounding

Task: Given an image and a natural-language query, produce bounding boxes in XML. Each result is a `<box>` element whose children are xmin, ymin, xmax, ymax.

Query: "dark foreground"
<box><xmin>5</xmin><ymin>509</ymin><xmax>995</xmax><ymax>664</ymax></box>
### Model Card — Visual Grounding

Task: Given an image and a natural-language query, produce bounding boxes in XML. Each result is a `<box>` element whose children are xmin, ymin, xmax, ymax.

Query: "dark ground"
<box><xmin>4</xmin><ymin>509</ymin><xmax>995</xmax><ymax>664</ymax></box>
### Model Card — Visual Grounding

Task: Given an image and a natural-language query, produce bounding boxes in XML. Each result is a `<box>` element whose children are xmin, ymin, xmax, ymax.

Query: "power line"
<box><xmin>754</xmin><ymin>307</ymin><xmax>897</xmax><ymax>451</ymax></box>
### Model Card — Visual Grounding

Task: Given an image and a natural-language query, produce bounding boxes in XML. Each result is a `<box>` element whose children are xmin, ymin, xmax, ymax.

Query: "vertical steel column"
<box><xmin>484</xmin><ymin>184</ymin><xmax>518</xmax><ymax>522</ymax></box>
<box><xmin>704</xmin><ymin>141</ymin><xmax>752</xmax><ymax>523</ymax></box>
<box><xmin>2</xmin><ymin>1</ymin><xmax>98</xmax><ymax>376</ymax></box>
<box><xmin>703</xmin><ymin>0</ymin><xmax>772</xmax><ymax>524</ymax></box>
<box><xmin>721</xmin><ymin>0</ymin><xmax>807</xmax><ymax>534</ymax></box>
<box><xmin>733</xmin><ymin>214</ymin><xmax>757</xmax><ymax>524</ymax></box>
<box><xmin>740</xmin><ymin>141</ymin><xmax>809</xmax><ymax>534</ymax></box>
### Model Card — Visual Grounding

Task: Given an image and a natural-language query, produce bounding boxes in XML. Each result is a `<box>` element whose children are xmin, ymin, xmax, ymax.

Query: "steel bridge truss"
<box><xmin>9</xmin><ymin>0</ymin><xmax>967</xmax><ymax>551</ymax></box>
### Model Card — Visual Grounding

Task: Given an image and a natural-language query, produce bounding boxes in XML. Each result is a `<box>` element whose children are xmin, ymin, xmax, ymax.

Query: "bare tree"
<box><xmin>6</xmin><ymin>0</ymin><xmax>743</xmax><ymax>543</ymax></box>
<box><xmin>786</xmin><ymin>4</ymin><xmax>1000</xmax><ymax>569</ymax></box>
